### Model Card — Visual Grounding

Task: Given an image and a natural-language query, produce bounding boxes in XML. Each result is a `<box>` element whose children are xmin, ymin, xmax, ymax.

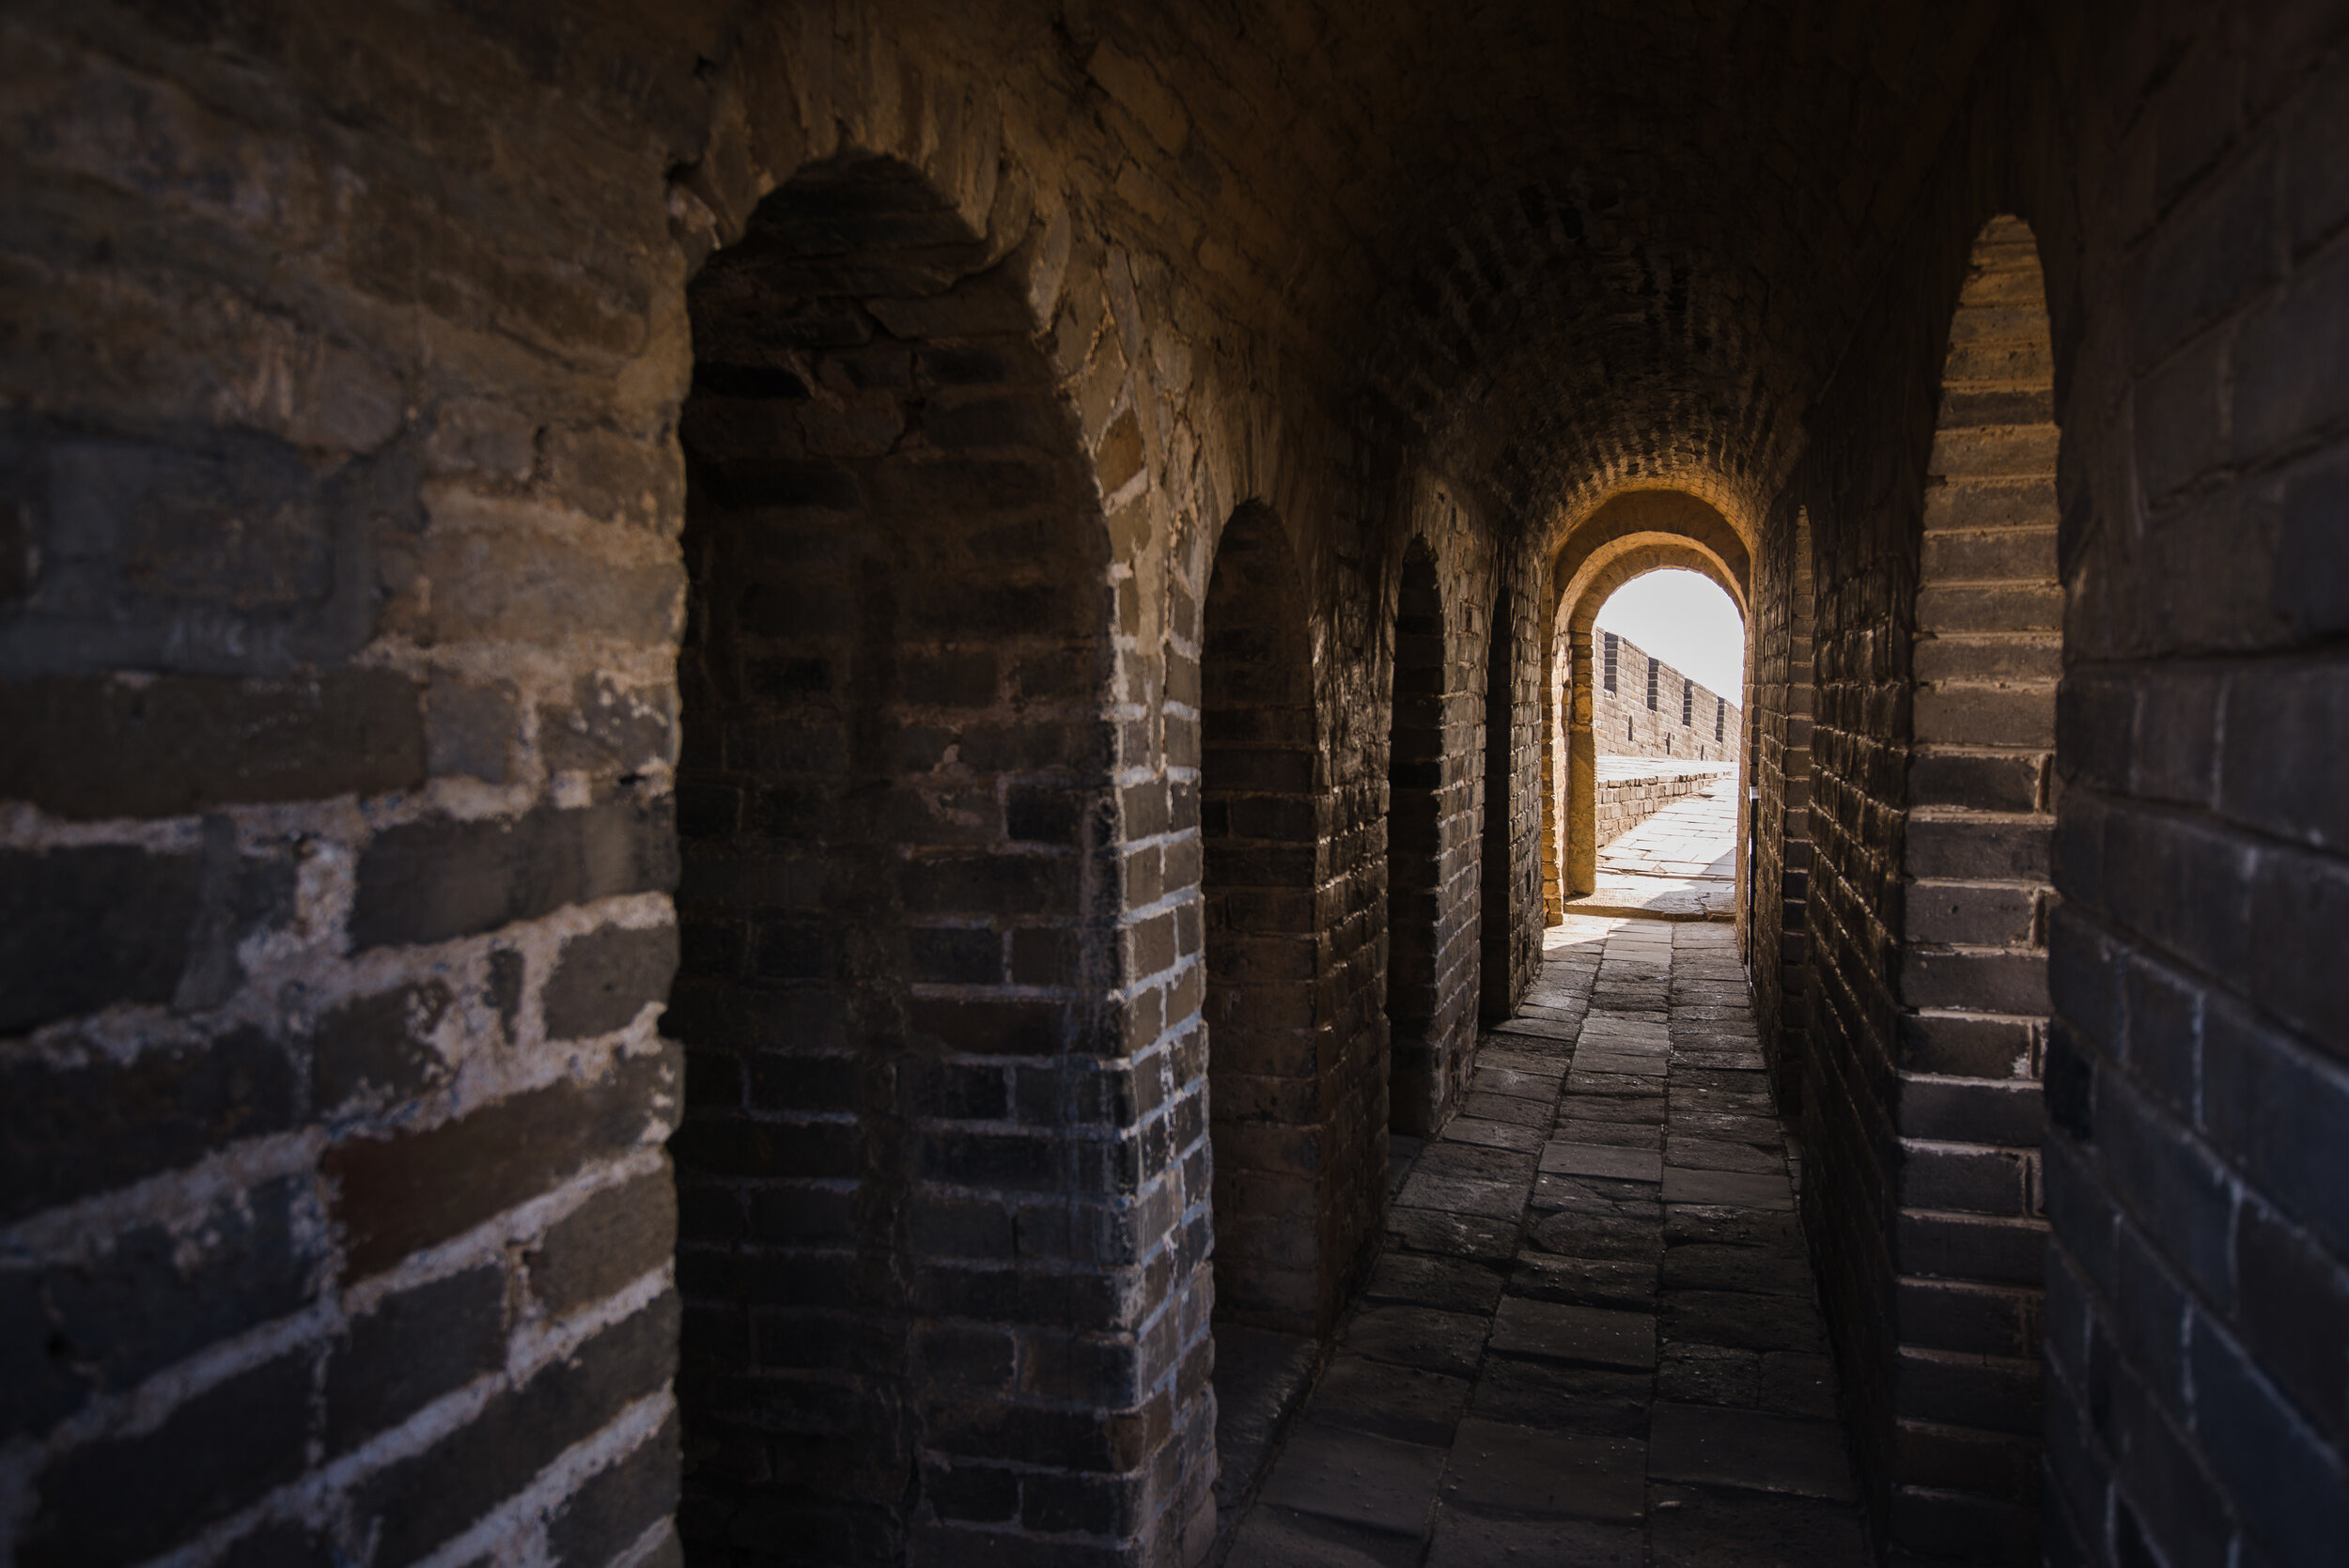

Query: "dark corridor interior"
<box><xmin>2</xmin><ymin>3</ymin><xmax>2346</xmax><ymax>1568</ymax></box>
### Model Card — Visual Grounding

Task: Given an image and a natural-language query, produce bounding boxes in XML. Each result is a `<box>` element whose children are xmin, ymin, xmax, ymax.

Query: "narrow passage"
<box><xmin>1222</xmin><ymin>787</ymin><xmax>1868</xmax><ymax>1566</ymax></box>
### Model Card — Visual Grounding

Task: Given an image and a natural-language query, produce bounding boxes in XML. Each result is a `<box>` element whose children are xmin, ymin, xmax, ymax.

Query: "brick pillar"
<box><xmin>1886</xmin><ymin>212</ymin><xmax>2060</xmax><ymax>1560</ymax></box>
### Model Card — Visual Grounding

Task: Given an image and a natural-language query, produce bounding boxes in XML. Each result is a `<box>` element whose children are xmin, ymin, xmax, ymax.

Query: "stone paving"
<box><xmin>1219</xmin><ymin>901</ymin><xmax>1866</xmax><ymax>1567</ymax></box>
<box><xmin>1563</xmin><ymin>783</ymin><xmax>1741</xmax><ymax>923</ymax></box>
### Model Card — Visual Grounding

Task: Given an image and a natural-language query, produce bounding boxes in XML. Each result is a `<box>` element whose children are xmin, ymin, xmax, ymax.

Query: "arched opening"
<box><xmin>1543</xmin><ymin>521</ymin><xmax>1750</xmax><ymax>924</ymax></box>
<box><xmin>1887</xmin><ymin>211</ymin><xmax>2061</xmax><ymax>1559</ymax></box>
<box><xmin>665</xmin><ymin>155</ymin><xmax>1112</xmax><ymax>1560</ymax></box>
<box><xmin>1384</xmin><ymin>540</ymin><xmax>1451</xmax><ymax>1135</ymax></box>
<box><xmin>1197</xmin><ymin>505</ymin><xmax>1345</xmax><ymax>1523</ymax></box>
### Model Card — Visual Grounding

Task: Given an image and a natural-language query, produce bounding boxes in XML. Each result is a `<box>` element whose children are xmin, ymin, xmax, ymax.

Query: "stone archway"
<box><xmin>1541</xmin><ymin>516</ymin><xmax>1750</xmax><ymax>919</ymax></box>
<box><xmin>666</xmin><ymin>153</ymin><xmax>1114</xmax><ymax>1560</ymax></box>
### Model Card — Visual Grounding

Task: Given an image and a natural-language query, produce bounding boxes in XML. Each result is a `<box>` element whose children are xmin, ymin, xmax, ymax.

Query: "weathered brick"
<box><xmin>352</xmin><ymin>1291</ymin><xmax>679</xmax><ymax>1567</ymax></box>
<box><xmin>350</xmin><ymin>797</ymin><xmax>678</xmax><ymax>950</ymax></box>
<box><xmin>0</xmin><ymin>1028</ymin><xmax>297</xmax><ymax>1224</ymax></box>
<box><xmin>311</xmin><ymin>980</ymin><xmax>453</xmax><ymax>1109</ymax></box>
<box><xmin>325</xmin><ymin>1264</ymin><xmax>506</xmax><ymax>1453</ymax></box>
<box><xmin>0</xmin><ymin>672</ymin><xmax>425</xmax><ymax>819</ymax></box>
<box><xmin>325</xmin><ymin>1044</ymin><xmax>678</xmax><ymax>1281</ymax></box>
<box><xmin>548</xmin><ymin>1414</ymin><xmax>680</xmax><ymax>1568</ymax></box>
<box><xmin>545</xmin><ymin>924</ymin><xmax>680</xmax><ymax>1040</ymax></box>
<box><xmin>0</xmin><ymin>846</ymin><xmax>202</xmax><ymax>1034</ymax></box>
<box><xmin>22</xmin><ymin>1351</ymin><xmax>313</xmax><ymax>1567</ymax></box>
<box><xmin>6</xmin><ymin>1177</ymin><xmax>311</xmax><ymax>1441</ymax></box>
<box><xmin>529</xmin><ymin>1169</ymin><xmax>679</xmax><ymax>1319</ymax></box>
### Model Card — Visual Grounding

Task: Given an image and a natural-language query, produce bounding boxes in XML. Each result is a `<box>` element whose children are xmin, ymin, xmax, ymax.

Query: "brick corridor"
<box><xmin>1221</xmin><ymin>797</ymin><xmax>1864</xmax><ymax>1565</ymax></box>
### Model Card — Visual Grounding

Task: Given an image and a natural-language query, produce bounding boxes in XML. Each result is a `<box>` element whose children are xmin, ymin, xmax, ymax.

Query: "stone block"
<box><xmin>0</xmin><ymin>845</ymin><xmax>202</xmax><ymax>1034</ymax></box>
<box><xmin>1487</xmin><ymin>1296</ymin><xmax>1656</xmax><ymax>1370</ymax></box>
<box><xmin>1253</xmin><ymin>1420</ymin><xmax>1445</xmax><ymax>1536</ymax></box>
<box><xmin>325</xmin><ymin>1264</ymin><xmax>507</xmax><ymax>1453</ymax></box>
<box><xmin>350</xmin><ymin>797</ymin><xmax>678</xmax><ymax>950</ymax></box>
<box><xmin>1440</xmin><ymin>1416</ymin><xmax>1644</xmax><ymax>1521</ymax></box>
<box><xmin>0</xmin><ymin>1028</ymin><xmax>297</xmax><ymax>1225</ymax></box>
<box><xmin>22</xmin><ymin>1351</ymin><xmax>312</xmax><ymax>1566</ymax></box>
<box><xmin>325</xmin><ymin>1045</ymin><xmax>678</xmax><ymax>1281</ymax></box>
<box><xmin>1647</xmin><ymin>1402</ymin><xmax>1856</xmax><ymax>1500</ymax></box>
<box><xmin>0</xmin><ymin>671</ymin><xmax>425</xmax><ymax>819</ymax></box>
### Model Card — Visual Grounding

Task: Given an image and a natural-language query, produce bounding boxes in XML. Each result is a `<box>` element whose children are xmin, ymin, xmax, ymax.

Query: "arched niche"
<box><xmin>665</xmin><ymin>153</ymin><xmax>1114</xmax><ymax>1559</ymax></box>
<box><xmin>1479</xmin><ymin>567</ymin><xmax>1525</xmax><ymax>1023</ymax></box>
<box><xmin>1197</xmin><ymin>503</ymin><xmax>1363</xmax><ymax>1521</ymax></box>
<box><xmin>1385</xmin><ymin>538</ymin><xmax>1454</xmax><ymax>1135</ymax></box>
<box><xmin>1881</xmin><ymin>211</ymin><xmax>2061</xmax><ymax>1556</ymax></box>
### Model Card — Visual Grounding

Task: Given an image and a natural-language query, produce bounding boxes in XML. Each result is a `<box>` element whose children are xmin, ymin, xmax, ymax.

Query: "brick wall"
<box><xmin>1592</xmin><ymin>767</ymin><xmax>1732</xmax><ymax>847</ymax></box>
<box><xmin>1592</xmin><ymin>631</ymin><xmax>1742</xmax><ymax>766</ymax></box>
<box><xmin>1750</xmin><ymin>505</ymin><xmax>1816</xmax><ymax>1110</ymax></box>
<box><xmin>2039</xmin><ymin>7</ymin><xmax>2349</xmax><ymax>1568</ymax></box>
<box><xmin>1758</xmin><ymin>8</ymin><xmax>2349</xmax><ymax>1563</ymax></box>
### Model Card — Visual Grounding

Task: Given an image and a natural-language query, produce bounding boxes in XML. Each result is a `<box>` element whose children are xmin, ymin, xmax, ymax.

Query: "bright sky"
<box><xmin>1593</xmin><ymin>569</ymin><xmax>1745</xmax><ymax>697</ymax></box>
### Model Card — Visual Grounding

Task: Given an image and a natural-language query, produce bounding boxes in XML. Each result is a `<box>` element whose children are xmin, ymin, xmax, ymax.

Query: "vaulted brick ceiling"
<box><xmin>1061</xmin><ymin>0</ymin><xmax>2010</xmax><ymax>536</ymax></box>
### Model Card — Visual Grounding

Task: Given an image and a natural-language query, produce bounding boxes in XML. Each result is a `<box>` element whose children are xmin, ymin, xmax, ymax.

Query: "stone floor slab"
<box><xmin>1469</xmin><ymin>1356</ymin><xmax>1654</xmax><ymax>1436</ymax></box>
<box><xmin>1309</xmin><ymin>1355</ymin><xmax>1474</xmax><ymax>1447</ymax></box>
<box><xmin>1363</xmin><ymin>1251</ymin><xmax>1507</xmax><ymax>1315</ymax></box>
<box><xmin>1344</xmin><ymin>1304</ymin><xmax>1491</xmax><ymax>1377</ymax></box>
<box><xmin>1440</xmin><ymin>1417</ymin><xmax>1647</xmax><ymax>1521</ymax></box>
<box><xmin>1646</xmin><ymin>1483</ymin><xmax>1870</xmax><ymax>1567</ymax></box>
<box><xmin>1396</xmin><ymin>1172</ymin><xmax>1528</xmax><ymax>1219</ymax></box>
<box><xmin>1423</xmin><ymin>1512</ymin><xmax>1644</xmax><ymax>1567</ymax></box>
<box><xmin>1663</xmin><ymin>1166</ymin><xmax>1796</xmax><ymax>1210</ymax></box>
<box><xmin>1660</xmin><ymin>1242</ymin><xmax>1815</xmax><ymax>1296</ymax></box>
<box><xmin>1388</xmin><ymin>1207</ymin><xmax>1519</xmax><ymax>1263</ymax></box>
<box><xmin>1257</xmin><ymin>1421</ymin><xmax>1447</xmax><ymax>1536</ymax></box>
<box><xmin>1541</xmin><ymin>1139</ymin><xmax>1664</xmax><ymax>1183</ymax></box>
<box><xmin>1441</xmin><ymin>1117</ymin><xmax>1546</xmax><ymax>1154</ymax></box>
<box><xmin>1488</xmin><ymin>1295</ymin><xmax>1657</xmax><ymax>1370</ymax></box>
<box><xmin>1509</xmin><ymin>1251</ymin><xmax>1658</xmax><ymax>1311</ymax></box>
<box><xmin>1224</xmin><ymin>1504</ymin><xmax>1423</xmax><ymax>1568</ymax></box>
<box><xmin>1647</xmin><ymin>1402</ymin><xmax>1859</xmax><ymax>1501</ymax></box>
<box><xmin>1666</xmin><ymin>1134</ymin><xmax>1785</xmax><ymax>1173</ymax></box>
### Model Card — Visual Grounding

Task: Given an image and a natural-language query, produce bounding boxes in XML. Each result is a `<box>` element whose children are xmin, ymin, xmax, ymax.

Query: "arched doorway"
<box><xmin>1543</xmin><ymin>515</ymin><xmax>1750</xmax><ymax>917</ymax></box>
